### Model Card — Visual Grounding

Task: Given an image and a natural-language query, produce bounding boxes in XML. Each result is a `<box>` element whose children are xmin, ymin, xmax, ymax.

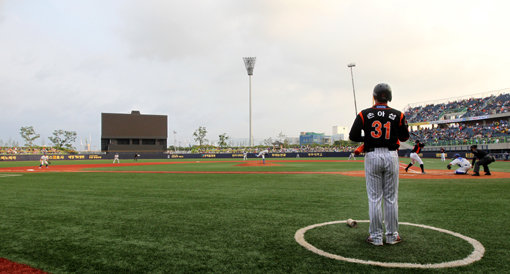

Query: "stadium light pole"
<box><xmin>347</xmin><ymin>63</ymin><xmax>358</xmax><ymax>115</ymax></box>
<box><xmin>243</xmin><ymin>57</ymin><xmax>256</xmax><ymax>146</ymax></box>
<box><xmin>173</xmin><ymin>130</ymin><xmax>177</xmax><ymax>151</ymax></box>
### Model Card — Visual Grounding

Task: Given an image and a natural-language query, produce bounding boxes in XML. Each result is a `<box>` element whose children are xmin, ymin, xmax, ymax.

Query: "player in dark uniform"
<box><xmin>349</xmin><ymin>83</ymin><xmax>410</xmax><ymax>246</ymax></box>
<box><xmin>405</xmin><ymin>140</ymin><xmax>426</xmax><ymax>173</ymax></box>
<box><xmin>470</xmin><ymin>145</ymin><xmax>495</xmax><ymax>176</ymax></box>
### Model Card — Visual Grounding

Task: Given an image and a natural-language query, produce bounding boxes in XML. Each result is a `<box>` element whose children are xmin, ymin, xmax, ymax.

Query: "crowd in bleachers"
<box><xmin>0</xmin><ymin>146</ymin><xmax>64</xmax><ymax>155</ymax></box>
<box><xmin>168</xmin><ymin>145</ymin><xmax>358</xmax><ymax>154</ymax></box>
<box><xmin>410</xmin><ymin>120</ymin><xmax>509</xmax><ymax>146</ymax></box>
<box><xmin>2</xmin><ymin>144</ymin><xmax>359</xmax><ymax>155</ymax></box>
<box><xmin>405</xmin><ymin>93</ymin><xmax>510</xmax><ymax>123</ymax></box>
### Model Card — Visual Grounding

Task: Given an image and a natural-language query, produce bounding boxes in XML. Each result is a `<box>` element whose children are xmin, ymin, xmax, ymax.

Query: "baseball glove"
<box><xmin>447</xmin><ymin>164</ymin><xmax>451</xmax><ymax>170</ymax></box>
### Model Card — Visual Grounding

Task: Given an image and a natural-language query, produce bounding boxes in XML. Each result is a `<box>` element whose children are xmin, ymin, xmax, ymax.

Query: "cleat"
<box><xmin>405</xmin><ymin>167</ymin><xmax>408</xmax><ymax>172</ymax></box>
<box><xmin>485</xmin><ymin>172</ymin><xmax>491</xmax><ymax>176</ymax></box>
<box><xmin>472</xmin><ymin>172</ymin><xmax>480</xmax><ymax>176</ymax></box>
<box><xmin>422</xmin><ymin>171</ymin><xmax>426</xmax><ymax>174</ymax></box>
<box><xmin>386</xmin><ymin>235</ymin><xmax>402</xmax><ymax>245</ymax></box>
<box><xmin>366</xmin><ymin>237</ymin><xmax>383</xmax><ymax>246</ymax></box>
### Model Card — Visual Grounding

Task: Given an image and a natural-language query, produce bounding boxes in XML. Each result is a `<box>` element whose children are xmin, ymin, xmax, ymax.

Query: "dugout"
<box><xmin>101</xmin><ymin>111</ymin><xmax>167</xmax><ymax>152</ymax></box>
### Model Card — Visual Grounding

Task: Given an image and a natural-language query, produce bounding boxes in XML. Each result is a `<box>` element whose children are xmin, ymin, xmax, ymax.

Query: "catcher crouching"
<box><xmin>447</xmin><ymin>154</ymin><xmax>471</xmax><ymax>175</ymax></box>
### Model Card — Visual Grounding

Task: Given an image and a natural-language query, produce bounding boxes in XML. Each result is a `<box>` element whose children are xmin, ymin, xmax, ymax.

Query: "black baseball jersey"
<box><xmin>349</xmin><ymin>104</ymin><xmax>410</xmax><ymax>151</ymax></box>
<box><xmin>471</xmin><ymin>149</ymin><xmax>488</xmax><ymax>165</ymax></box>
<box><xmin>411</xmin><ymin>142</ymin><xmax>425</xmax><ymax>153</ymax></box>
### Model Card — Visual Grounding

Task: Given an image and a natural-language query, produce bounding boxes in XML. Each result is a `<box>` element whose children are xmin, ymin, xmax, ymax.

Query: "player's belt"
<box><xmin>365</xmin><ymin>147</ymin><xmax>396</xmax><ymax>152</ymax></box>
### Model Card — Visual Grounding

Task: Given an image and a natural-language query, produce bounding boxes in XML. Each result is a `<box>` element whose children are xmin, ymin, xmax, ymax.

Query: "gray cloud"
<box><xmin>1</xmin><ymin>0</ymin><xmax>509</xmax><ymax>149</ymax></box>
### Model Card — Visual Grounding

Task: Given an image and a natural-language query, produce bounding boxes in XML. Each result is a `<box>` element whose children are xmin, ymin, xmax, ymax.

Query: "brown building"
<box><xmin>101</xmin><ymin>111</ymin><xmax>167</xmax><ymax>152</ymax></box>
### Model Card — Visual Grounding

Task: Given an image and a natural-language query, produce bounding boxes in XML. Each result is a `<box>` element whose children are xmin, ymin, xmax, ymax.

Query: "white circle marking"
<box><xmin>295</xmin><ymin>220</ymin><xmax>485</xmax><ymax>268</ymax></box>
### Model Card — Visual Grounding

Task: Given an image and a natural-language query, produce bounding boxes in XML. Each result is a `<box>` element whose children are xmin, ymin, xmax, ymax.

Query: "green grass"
<box><xmin>0</xmin><ymin>158</ymin><xmax>509</xmax><ymax>273</ymax></box>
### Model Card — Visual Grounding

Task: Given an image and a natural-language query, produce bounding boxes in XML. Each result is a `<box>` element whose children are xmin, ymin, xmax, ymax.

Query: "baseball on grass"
<box><xmin>346</xmin><ymin>218</ymin><xmax>357</xmax><ymax>228</ymax></box>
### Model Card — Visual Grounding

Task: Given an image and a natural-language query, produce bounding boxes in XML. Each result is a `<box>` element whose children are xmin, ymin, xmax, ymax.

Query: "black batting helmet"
<box><xmin>373</xmin><ymin>83</ymin><xmax>392</xmax><ymax>102</ymax></box>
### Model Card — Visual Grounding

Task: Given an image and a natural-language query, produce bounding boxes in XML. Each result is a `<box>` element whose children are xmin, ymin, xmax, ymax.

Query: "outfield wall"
<box><xmin>1</xmin><ymin>152</ymin><xmax>350</xmax><ymax>161</ymax></box>
<box><xmin>2</xmin><ymin>150</ymin><xmax>508</xmax><ymax>162</ymax></box>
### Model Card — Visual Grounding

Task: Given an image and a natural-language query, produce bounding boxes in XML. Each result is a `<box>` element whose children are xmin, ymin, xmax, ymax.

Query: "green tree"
<box><xmin>193</xmin><ymin>126</ymin><xmax>208</xmax><ymax>146</ymax></box>
<box><xmin>275</xmin><ymin>131</ymin><xmax>290</xmax><ymax>147</ymax></box>
<box><xmin>263</xmin><ymin>137</ymin><xmax>273</xmax><ymax>146</ymax></box>
<box><xmin>218</xmin><ymin>133</ymin><xmax>230</xmax><ymax>148</ymax></box>
<box><xmin>48</xmin><ymin>130</ymin><xmax>77</xmax><ymax>149</ymax></box>
<box><xmin>20</xmin><ymin>126</ymin><xmax>40</xmax><ymax>147</ymax></box>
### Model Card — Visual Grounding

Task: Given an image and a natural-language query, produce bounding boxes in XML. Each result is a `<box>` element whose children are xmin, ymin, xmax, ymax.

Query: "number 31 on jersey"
<box><xmin>371</xmin><ymin>121</ymin><xmax>391</xmax><ymax>139</ymax></box>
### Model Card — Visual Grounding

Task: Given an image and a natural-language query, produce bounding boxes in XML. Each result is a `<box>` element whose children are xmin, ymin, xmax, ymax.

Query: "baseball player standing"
<box><xmin>113</xmin><ymin>153</ymin><xmax>120</xmax><ymax>164</ymax></box>
<box><xmin>349</xmin><ymin>83</ymin><xmax>410</xmax><ymax>246</ymax></box>
<box><xmin>39</xmin><ymin>154</ymin><xmax>49</xmax><ymax>168</ymax></box>
<box><xmin>348</xmin><ymin>151</ymin><xmax>356</xmax><ymax>160</ymax></box>
<box><xmin>447</xmin><ymin>154</ymin><xmax>471</xmax><ymax>174</ymax></box>
<box><xmin>440</xmin><ymin>147</ymin><xmax>446</xmax><ymax>162</ymax></box>
<box><xmin>405</xmin><ymin>140</ymin><xmax>426</xmax><ymax>174</ymax></box>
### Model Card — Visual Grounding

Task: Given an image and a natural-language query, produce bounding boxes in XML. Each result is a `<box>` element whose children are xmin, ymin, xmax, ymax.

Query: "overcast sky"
<box><xmin>1</xmin><ymin>0</ymin><xmax>509</xmax><ymax>149</ymax></box>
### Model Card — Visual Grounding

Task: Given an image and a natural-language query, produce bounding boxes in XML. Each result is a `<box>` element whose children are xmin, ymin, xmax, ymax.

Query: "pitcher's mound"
<box><xmin>235</xmin><ymin>162</ymin><xmax>281</xmax><ymax>167</ymax></box>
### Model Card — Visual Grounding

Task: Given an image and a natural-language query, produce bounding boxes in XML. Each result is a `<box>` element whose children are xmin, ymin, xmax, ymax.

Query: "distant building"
<box><xmin>101</xmin><ymin>111</ymin><xmax>167</xmax><ymax>152</ymax></box>
<box><xmin>299</xmin><ymin>132</ymin><xmax>330</xmax><ymax>145</ymax></box>
<box><xmin>286</xmin><ymin>137</ymin><xmax>300</xmax><ymax>145</ymax></box>
<box><xmin>332</xmin><ymin>125</ymin><xmax>349</xmax><ymax>143</ymax></box>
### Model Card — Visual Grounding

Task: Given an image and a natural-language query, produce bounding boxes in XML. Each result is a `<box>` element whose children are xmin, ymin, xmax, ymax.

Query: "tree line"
<box><xmin>188</xmin><ymin>126</ymin><xmax>356</xmax><ymax>149</ymax></box>
<box><xmin>17</xmin><ymin>126</ymin><xmax>77</xmax><ymax>150</ymax></box>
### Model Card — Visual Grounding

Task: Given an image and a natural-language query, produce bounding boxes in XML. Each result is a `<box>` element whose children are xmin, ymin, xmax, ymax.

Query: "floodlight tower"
<box><xmin>243</xmin><ymin>57</ymin><xmax>256</xmax><ymax>146</ymax></box>
<box><xmin>347</xmin><ymin>63</ymin><xmax>358</xmax><ymax>115</ymax></box>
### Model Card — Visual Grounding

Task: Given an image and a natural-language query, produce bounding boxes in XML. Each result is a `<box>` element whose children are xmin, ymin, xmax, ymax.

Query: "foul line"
<box><xmin>399</xmin><ymin>163</ymin><xmax>422</xmax><ymax>174</ymax></box>
<box><xmin>0</xmin><ymin>174</ymin><xmax>22</xmax><ymax>178</ymax></box>
<box><xmin>295</xmin><ymin>220</ymin><xmax>485</xmax><ymax>269</ymax></box>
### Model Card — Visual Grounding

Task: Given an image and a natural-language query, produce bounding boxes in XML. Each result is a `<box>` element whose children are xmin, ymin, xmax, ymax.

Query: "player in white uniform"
<box><xmin>243</xmin><ymin>151</ymin><xmax>248</xmax><ymax>160</ymax></box>
<box><xmin>256</xmin><ymin>149</ymin><xmax>269</xmax><ymax>164</ymax></box>
<box><xmin>349</xmin><ymin>83</ymin><xmax>410</xmax><ymax>246</ymax></box>
<box><xmin>39</xmin><ymin>154</ymin><xmax>49</xmax><ymax>168</ymax></box>
<box><xmin>113</xmin><ymin>153</ymin><xmax>120</xmax><ymax>164</ymax></box>
<box><xmin>348</xmin><ymin>151</ymin><xmax>356</xmax><ymax>160</ymax></box>
<box><xmin>440</xmin><ymin>147</ymin><xmax>446</xmax><ymax>162</ymax></box>
<box><xmin>447</xmin><ymin>154</ymin><xmax>471</xmax><ymax>174</ymax></box>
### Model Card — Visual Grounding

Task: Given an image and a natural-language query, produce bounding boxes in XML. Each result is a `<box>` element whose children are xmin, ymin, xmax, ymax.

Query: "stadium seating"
<box><xmin>409</xmin><ymin>120</ymin><xmax>509</xmax><ymax>146</ymax></box>
<box><xmin>405</xmin><ymin>93</ymin><xmax>510</xmax><ymax>123</ymax></box>
<box><xmin>404</xmin><ymin>93</ymin><xmax>510</xmax><ymax>146</ymax></box>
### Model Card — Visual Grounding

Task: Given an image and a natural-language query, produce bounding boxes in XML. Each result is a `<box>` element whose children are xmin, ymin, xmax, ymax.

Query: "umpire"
<box><xmin>349</xmin><ymin>83</ymin><xmax>410</xmax><ymax>246</ymax></box>
<box><xmin>470</xmin><ymin>145</ymin><xmax>495</xmax><ymax>176</ymax></box>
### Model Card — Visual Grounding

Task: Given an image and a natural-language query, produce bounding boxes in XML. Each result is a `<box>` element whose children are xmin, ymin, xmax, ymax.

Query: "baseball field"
<box><xmin>0</xmin><ymin>157</ymin><xmax>509</xmax><ymax>273</ymax></box>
